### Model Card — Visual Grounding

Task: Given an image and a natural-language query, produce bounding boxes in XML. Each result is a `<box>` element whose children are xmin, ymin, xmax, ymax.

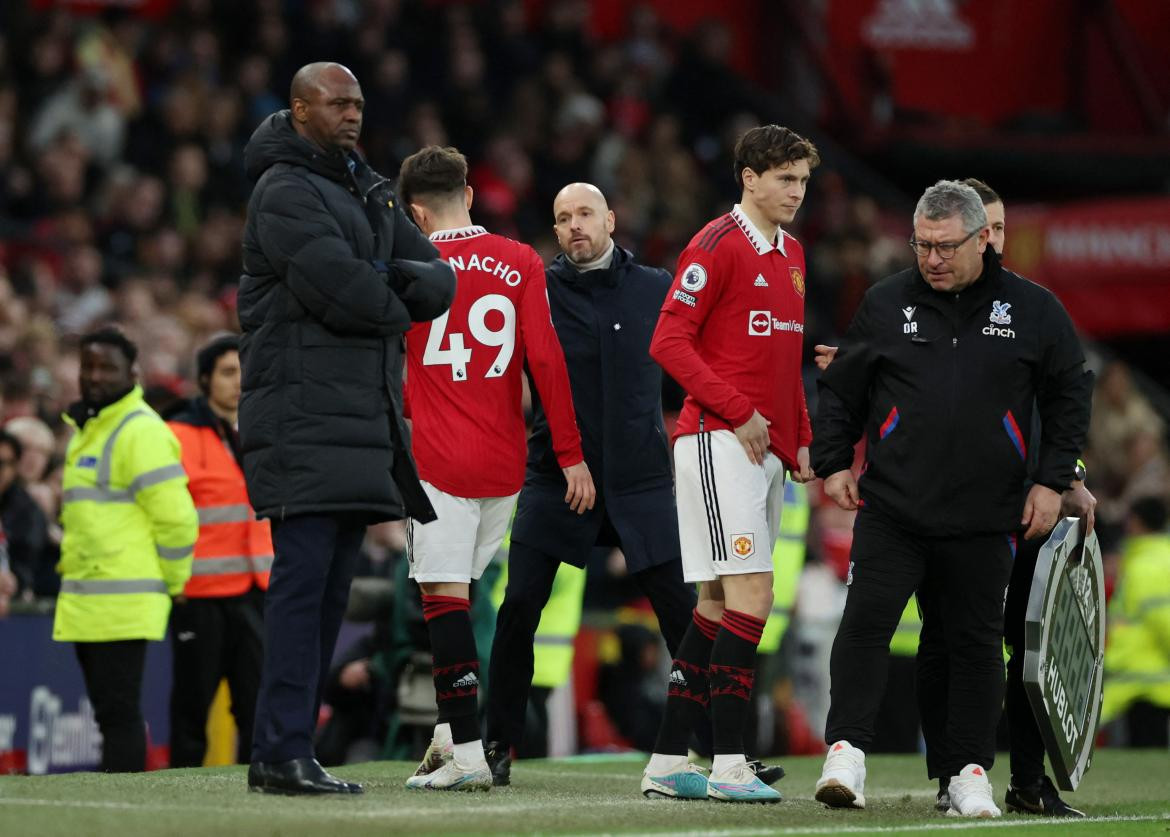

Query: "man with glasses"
<box><xmin>809</xmin><ymin>180</ymin><xmax>1091</xmax><ymax>817</ymax></box>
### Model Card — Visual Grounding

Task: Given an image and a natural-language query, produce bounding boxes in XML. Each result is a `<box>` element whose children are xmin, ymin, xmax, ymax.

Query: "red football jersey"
<box><xmin>406</xmin><ymin>225</ymin><xmax>583</xmax><ymax>497</ymax></box>
<box><xmin>651</xmin><ymin>205</ymin><xmax>811</xmax><ymax>469</ymax></box>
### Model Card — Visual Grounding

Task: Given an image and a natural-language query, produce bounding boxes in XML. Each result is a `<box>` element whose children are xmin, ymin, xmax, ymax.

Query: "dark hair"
<box><xmin>1130</xmin><ymin>496</ymin><xmax>1168</xmax><ymax>533</ymax></box>
<box><xmin>398</xmin><ymin>145</ymin><xmax>469</xmax><ymax>207</ymax></box>
<box><xmin>733</xmin><ymin>125</ymin><xmax>820</xmax><ymax>190</ymax></box>
<box><xmin>961</xmin><ymin>177</ymin><xmax>1002</xmax><ymax>207</ymax></box>
<box><xmin>80</xmin><ymin>325</ymin><xmax>138</xmax><ymax>365</ymax></box>
<box><xmin>0</xmin><ymin>429</ymin><xmax>22</xmax><ymax>461</ymax></box>
<box><xmin>196</xmin><ymin>333</ymin><xmax>240</xmax><ymax>391</ymax></box>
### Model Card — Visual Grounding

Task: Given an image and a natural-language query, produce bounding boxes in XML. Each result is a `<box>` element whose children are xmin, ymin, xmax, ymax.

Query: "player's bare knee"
<box><xmin>419</xmin><ymin>580</ymin><xmax>470</xmax><ymax>599</ymax></box>
<box><xmin>721</xmin><ymin>572</ymin><xmax>773</xmax><ymax>620</ymax></box>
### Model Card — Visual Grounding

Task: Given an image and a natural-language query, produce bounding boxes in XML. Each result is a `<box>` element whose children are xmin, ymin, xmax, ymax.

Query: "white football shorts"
<box><xmin>407</xmin><ymin>481</ymin><xmax>519</xmax><ymax>583</ymax></box>
<box><xmin>675</xmin><ymin>429</ymin><xmax>786</xmax><ymax>583</ymax></box>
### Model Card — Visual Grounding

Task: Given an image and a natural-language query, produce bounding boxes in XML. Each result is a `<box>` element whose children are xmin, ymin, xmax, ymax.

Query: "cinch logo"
<box><xmin>982</xmin><ymin>325</ymin><xmax>1016</xmax><ymax>339</ymax></box>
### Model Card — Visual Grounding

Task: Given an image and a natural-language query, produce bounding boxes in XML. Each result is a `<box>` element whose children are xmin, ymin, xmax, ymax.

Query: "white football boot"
<box><xmin>405</xmin><ymin>758</ymin><xmax>492</xmax><ymax>791</ymax></box>
<box><xmin>814</xmin><ymin>740</ymin><xmax>866</xmax><ymax>809</ymax></box>
<box><xmin>946</xmin><ymin>763</ymin><xmax>1002</xmax><ymax>818</ymax></box>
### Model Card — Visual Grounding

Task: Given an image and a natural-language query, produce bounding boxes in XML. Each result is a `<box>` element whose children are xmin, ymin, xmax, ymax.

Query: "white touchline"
<box><xmin>604</xmin><ymin>813</ymin><xmax>1170</xmax><ymax>837</ymax></box>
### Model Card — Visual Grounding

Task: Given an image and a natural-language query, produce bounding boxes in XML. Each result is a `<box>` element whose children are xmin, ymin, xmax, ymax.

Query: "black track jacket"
<box><xmin>811</xmin><ymin>249</ymin><xmax>1092</xmax><ymax>537</ymax></box>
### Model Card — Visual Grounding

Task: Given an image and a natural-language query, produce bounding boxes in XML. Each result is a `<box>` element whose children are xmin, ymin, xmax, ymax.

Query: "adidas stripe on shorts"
<box><xmin>407</xmin><ymin>480</ymin><xmax>518</xmax><ymax>583</ymax></box>
<box><xmin>675</xmin><ymin>429</ymin><xmax>786</xmax><ymax>583</ymax></box>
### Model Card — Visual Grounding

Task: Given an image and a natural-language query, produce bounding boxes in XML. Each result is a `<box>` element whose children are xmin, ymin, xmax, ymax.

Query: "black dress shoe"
<box><xmin>1004</xmin><ymin>775</ymin><xmax>1084</xmax><ymax>817</ymax></box>
<box><xmin>247</xmin><ymin>758</ymin><xmax>364</xmax><ymax>795</ymax></box>
<box><xmin>484</xmin><ymin>742</ymin><xmax>512</xmax><ymax>787</ymax></box>
<box><xmin>746</xmin><ymin>759</ymin><xmax>785</xmax><ymax>786</ymax></box>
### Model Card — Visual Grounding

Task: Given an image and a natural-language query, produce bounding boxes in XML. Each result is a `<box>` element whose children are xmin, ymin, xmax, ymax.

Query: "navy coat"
<box><xmin>512</xmin><ymin>246</ymin><xmax>681</xmax><ymax>572</ymax></box>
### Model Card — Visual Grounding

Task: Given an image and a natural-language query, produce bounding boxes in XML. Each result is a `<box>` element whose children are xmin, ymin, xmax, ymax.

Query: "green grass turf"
<box><xmin>1</xmin><ymin>750</ymin><xmax>1168</xmax><ymax>836</ymax></box>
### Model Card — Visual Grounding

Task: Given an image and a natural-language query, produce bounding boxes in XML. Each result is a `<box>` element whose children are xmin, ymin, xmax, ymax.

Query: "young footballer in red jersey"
<box><xmin>642</xmin><ymin>125</ymin><xmax>818</xmax><ymax>802</ymax></box>
<box><xmin>396</xmin><ymin>146</ymin><xmax>594</xmax><ymax>791</ymax></box>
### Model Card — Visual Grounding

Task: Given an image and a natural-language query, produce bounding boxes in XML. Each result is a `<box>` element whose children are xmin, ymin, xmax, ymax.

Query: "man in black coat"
<box><xmin>482</xmin><ymin>183</ymin><xmax>696</xmax><ymax>783</ymax></box>
<box><xmin>810</xmin><ymin>180</ymin><xmax>1091</xmax><ymax>817</ymax></box>
<box><xmin>238</xmin><ymin>62</ymin><xmax>455</xmax><ymax>795</ymax></box>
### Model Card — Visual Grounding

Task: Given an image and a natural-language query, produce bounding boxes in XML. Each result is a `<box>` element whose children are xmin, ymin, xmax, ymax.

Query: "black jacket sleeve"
<box><xmin>811</xmin><ymin>292</ymin><xmax>879</xmax><ymax>477</ymax></box>
<box><xmin>1033</xmin><ymin>294</ymin><xmax>1093</xmax><ymax>493</ymax></box>
<box><xmin>256</xmin><ymin>174</ymin><xmax>414</xmax><ymax>336</ymax></box>
<box><xmin>383</xmin><ymin>201</ymin><xmax>456</xmax><ymax>323</ymax></box>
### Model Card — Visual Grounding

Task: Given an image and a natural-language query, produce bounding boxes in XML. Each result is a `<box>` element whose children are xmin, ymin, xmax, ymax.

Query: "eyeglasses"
<box><xmin>908</xmin><ymin>229</ymin><xmax>977</xmax><ymax>259</ymax></box>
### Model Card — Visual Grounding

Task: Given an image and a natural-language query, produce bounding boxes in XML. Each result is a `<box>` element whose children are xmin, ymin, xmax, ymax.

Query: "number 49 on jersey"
<box><xmin>423</xmin><ymin>293</ymin><xmax>517</xmax><ymax>381</ymax></box>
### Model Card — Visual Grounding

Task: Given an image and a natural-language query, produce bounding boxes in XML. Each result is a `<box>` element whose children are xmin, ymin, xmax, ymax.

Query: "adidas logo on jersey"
<box><xmin>669</xmin><ymin>669</ymin><xmax>688</xmax><ymax>687</ymax></box>
<box><xmin>452</xmin><ymin>671</ymin><xmax>480</xmax><ymax>689</ymax></box>
<box><xmin>754</xmin><ymin>274</ymin><xmax>769</xmax><ymax>287</ymax></box>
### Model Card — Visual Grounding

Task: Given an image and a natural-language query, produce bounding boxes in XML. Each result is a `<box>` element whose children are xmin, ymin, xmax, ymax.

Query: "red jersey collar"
<box><xmin>429</xmin><ymin>225</ymin><xmax>488</xmax><ymax>241</ymax></box>
<box><xmin>731</xmin><ymin>204</ymin><xmax>787</xmax><ymax>257</ymax></box>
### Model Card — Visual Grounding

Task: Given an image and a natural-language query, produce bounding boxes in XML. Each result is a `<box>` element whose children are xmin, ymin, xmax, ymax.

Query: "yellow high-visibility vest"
<box><xmin>54</xmin><ymin>386</ymin><xmax>198</xmax><ymax>642</ymax></box>
<box><xmin>1102</xmin><ymin>532</ymin><xmax>1170</xmax><ymax>720</ymax></box>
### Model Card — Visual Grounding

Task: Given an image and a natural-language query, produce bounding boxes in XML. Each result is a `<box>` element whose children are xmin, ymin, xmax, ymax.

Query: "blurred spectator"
<box><xmin>1088</xmin><ymin>361</ymin><xmax>1165</xmax><ymax>499</ymax></box>
<box><xmin>1102</xmin><ymin>497</ymin><xmax>1170</xmax><ymax>747</ymax></box>
<box><xmin>27</xmin><ymin>66</ymin><xmax>126</xmax><ymax>168</ymax></box>
<box><xmin>0</xmin><ymin>428</ymin><xmax>51</xmax><ymax>599</ymax></box>
<box><xmin>4</xmin><ymin>415</ymin><xmax>59</xmax><ymax>522</ymax></box>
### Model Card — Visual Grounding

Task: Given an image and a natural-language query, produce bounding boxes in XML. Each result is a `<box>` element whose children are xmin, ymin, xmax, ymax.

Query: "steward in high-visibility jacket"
<box><xmin>1102</xmin><ymin>498</ymin><xmax>1170</xmax><ymax>742</ymax></box>
<box><xmin>55</xmin><ymin>384</ymin><xmax>197</xmax><ymax>641</ymax></box>
<box><xmin>168</xmin><ymin>400</ymin><xmax>272</xmax><ymax>598</ymax></box>
<box><xmin>56</xmin><ymin>328</ymin><xmax>198</xmax><ymax>774</ymax></box>
<box><xmin>164</xmin><ymin>334</ymin><xmax>271</xmax><ymax>767</ymax></box>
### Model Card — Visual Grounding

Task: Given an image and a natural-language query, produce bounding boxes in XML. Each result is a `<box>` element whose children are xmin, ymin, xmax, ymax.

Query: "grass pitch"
<box><xmin>1</xmin><ymin>750</ymin><xmax>1168</xmax><ymax>836</ymax></box>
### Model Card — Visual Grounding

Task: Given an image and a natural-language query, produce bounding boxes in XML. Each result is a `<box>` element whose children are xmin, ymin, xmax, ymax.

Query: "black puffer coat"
<box><xmin>238</xmin><ymin>111</ymin><xmax>455</xmax><ymax>523</ymax></box>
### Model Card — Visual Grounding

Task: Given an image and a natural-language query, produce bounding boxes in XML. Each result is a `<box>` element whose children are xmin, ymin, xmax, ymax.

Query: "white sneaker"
<box><xmin>405</xmin><ymin>758</ymin><xmax>491</xmax><ymax>791</ymax></box>
<box><xmin>814</xmin><ymin>740</ymin><xmax>866</xmax><ymax>809</ymax></box>
<box><xmin>946</xmin><ymin>764</ymin><xmax>1001</xmax><ymax>818</ymax></box>
<box><xmin>411</xmin><ymin>736</ymin><xmax>453</xmax><ymax>777</ymax></box>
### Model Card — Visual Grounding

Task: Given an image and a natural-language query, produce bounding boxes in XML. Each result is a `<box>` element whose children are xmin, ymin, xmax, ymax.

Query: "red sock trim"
<box><xmin>720</xmin><ymin>609</ymin><xmax>765</xmax><ymax>644</ymax></box>
<box><xmin>422</xmin><ymin>594</ymin><xmax>470</xmax><ymax>621</ymax></box>
<box><xmin>692</xmin><ymin>608</ymin><xmax>720</xmax><ymax>641</ymax></box>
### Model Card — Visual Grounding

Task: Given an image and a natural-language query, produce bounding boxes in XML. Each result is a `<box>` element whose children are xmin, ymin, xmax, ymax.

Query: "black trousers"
<box><xmin>826</xmin><ymin>509</ymin><xmax>1012</xmax><ymax>775</ymax></box>
<box><xmin>918</xmin><ymin>530</ymin><xmax>1050</xmax><ymax>782</ymax></box>
<box><xmin>251</xmin><ymin>514</ymin><xmax>365</xmax><ymax>763</ymax></box>
<box><xmin>75</xmin><ymin>640</ymin><xmax>147</xmax><ymax>772</ymax></box>
<box><xmin>170</xmin><ymin>588</ymin><xmax>265</xmax><ymax>767</ymax></box>
<box><xmin>485</xmin><ymin>539</ymin><xmax>693</xmax><ymax>750</ymax></box>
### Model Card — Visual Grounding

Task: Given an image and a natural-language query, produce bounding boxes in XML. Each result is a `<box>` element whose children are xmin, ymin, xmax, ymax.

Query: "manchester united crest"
<box><xmin>731</xmin><ymin>533</ymin><xmax>755</xmax><ymax>559</ymax></box>
<box><xmin>790</xmin><ymin>267</ymin><xmax>805</xmax><ymax>297</ymax></box>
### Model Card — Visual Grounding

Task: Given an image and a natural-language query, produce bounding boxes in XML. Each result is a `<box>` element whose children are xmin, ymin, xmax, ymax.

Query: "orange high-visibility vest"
<box><xmin>169</xmin><ymin>407</ymin><xmax>272</xmax><ymax>598</ymax></box>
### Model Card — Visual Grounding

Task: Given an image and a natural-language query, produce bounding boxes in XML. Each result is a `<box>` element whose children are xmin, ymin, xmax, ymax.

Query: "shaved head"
<box><xmin>553</xmin><ymin>182</ymin><xmax>609</xmax><ymax>215</ymax></box>
<box><xmin>553</xmin><ymin>182</ymin><xmax>615</xmax><ymax>264</ymax></box>
<box><xmin>289</xmin><ymin>62</ymin><xmax>364</xmax><ymax>152</ymax></box>
<box><xmin>290</xmin><ymin>62</ymin><xmax>356</xmax><ymax>103</ymax></box>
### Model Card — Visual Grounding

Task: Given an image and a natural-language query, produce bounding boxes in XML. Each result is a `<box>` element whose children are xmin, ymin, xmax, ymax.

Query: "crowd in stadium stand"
<box><xmin>2</xmin><ymin>1</ymin><xmax>1168</xmax><ymax>759</ymax></box>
